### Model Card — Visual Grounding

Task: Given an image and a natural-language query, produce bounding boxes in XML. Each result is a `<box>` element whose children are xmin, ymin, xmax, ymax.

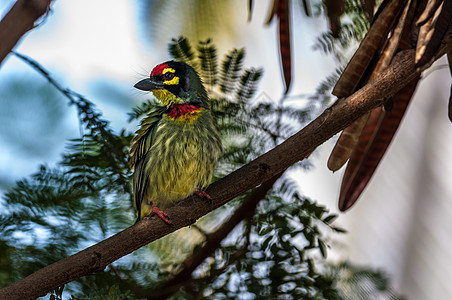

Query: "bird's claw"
<box><xmin>152</xmin><ymin>206</ymin><xmax>173</xmax><ymax>225</ymax></box>
<box><xmin>194</xmin><ymin>190</ymin><xmax>212</xmax><ymax>204</ymax></box>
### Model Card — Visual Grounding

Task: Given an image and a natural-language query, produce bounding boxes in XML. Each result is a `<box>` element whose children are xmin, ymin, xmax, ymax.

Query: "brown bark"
<box><xmin>0</xmin><ymin>0</ymin><xmax>53</xmax><ymax>66</ymax></box>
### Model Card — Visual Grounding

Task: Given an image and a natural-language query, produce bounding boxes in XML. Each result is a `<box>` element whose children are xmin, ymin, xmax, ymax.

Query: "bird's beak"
<box><xmin>134</xmin><ymin>78</ymin><xmax>164</xmax><ymax>91</ymax></box>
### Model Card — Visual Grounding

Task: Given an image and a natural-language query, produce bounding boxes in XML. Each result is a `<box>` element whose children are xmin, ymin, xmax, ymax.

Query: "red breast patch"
<box><xmin>167</xmin><ymin>104</ymin><xmax>201</xmax><ymax>119</ymax></box>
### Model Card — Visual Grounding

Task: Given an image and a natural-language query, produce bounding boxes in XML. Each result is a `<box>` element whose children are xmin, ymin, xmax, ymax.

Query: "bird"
<box><xmin>130</xmin><ymin>61</ymin><xmax>222</xmax><ymax>224</ymax></box>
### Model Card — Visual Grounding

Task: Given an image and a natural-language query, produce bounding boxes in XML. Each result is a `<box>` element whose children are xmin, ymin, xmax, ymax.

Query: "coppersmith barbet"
<box><xmin>131</xmin><ymin>61</ymin><xmax>222</xmax><ymax>223</ymax></box>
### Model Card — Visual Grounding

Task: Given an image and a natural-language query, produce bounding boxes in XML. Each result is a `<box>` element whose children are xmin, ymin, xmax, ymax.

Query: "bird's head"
<box><xmin>134</xmin><ymin>61</ymin><xmax>208</xmax><ymax>108</ymax></box>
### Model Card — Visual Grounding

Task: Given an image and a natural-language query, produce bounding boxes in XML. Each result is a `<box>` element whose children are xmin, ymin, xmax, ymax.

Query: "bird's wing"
<box><xmin>129</xmin><ymin>106</ymin><xmax>166</xmax><ymax>217</ymax></box>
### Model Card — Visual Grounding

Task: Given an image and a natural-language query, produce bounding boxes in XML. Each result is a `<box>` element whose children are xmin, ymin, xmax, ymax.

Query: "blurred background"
<box><xmin>1</xmin><ymin>0</ymin><xmax>452</xmax><ymax>299</ymax></box>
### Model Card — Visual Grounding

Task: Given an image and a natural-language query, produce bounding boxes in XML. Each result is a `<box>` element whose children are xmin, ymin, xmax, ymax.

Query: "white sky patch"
<box><xmin>4</xmin><ymin>0</ymin><xmax>152</xmax><ymax>88</ymax></box>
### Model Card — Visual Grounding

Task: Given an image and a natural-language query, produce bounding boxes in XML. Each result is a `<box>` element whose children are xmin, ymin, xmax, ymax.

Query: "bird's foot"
<box><xmin>194</xmin><ymin>190</ymin><xmax>212</xmax><ymax>204</ymax></box>
<box><xmin>151</xmin><ymin>205</ymin><xmax>172</xmax><ymax>225</ymax></box>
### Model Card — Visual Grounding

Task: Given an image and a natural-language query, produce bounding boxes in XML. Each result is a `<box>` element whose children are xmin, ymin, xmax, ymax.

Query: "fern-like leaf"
<box><xmin>127</xmin><ymin>99</ymin><xmax>160</xmax><ymax>122</ymax></box>
<box><xmin>219</xmin><ymin>48</ymin><xmax>245</xmax><ymax>94</ymax></box>
<box><xmin>235</xmin><ymin>67</ymin><xmax>263</xmax><ymax>104</ymax></box>
<box><xmin>168</xmin><ymin>36</ymin><xmax>197</xmax><ymax>68</ymax></box>
<box><xmin>197</xmin><ymin>39</ymin><xmax>218</xmax><ymax>86</ymax></box>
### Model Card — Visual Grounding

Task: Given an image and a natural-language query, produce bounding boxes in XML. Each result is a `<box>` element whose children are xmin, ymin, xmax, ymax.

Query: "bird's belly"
<box><xmin>145</xmin><ymin>123</ymin><xmax>219</xmax><ymax>208</ymax></box>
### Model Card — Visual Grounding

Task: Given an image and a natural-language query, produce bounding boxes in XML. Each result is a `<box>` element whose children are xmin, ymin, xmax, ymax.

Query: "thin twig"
<box><xmin>13</xmin><ymin>51</ymin><xmax>132</xmax><ymax>196</ymax></box>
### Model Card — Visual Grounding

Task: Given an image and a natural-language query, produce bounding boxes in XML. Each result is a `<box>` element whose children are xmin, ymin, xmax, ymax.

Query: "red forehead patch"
<box><xmin>150</xmin><ymin>63</ymin><xmax>169</xmax><ymax>76</ymax></box>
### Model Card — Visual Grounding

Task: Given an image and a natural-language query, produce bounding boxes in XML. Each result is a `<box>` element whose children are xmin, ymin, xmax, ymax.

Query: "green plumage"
<box><xmin>130</xmin><ymin>61</ymin><xmax>222</xmax><ymax>221</ymax></box>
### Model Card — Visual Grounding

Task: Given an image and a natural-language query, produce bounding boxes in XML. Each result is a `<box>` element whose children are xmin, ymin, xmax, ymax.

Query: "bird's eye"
<box><xmin>164</xmin><ymin>72</ymin><xmax>175</xmax><ymax>81</ymax></box>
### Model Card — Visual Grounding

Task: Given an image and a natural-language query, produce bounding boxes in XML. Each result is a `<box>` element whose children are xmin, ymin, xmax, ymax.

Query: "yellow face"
<box><xmin>162</xmin><ymin>68</ymin><xmax>179</xmax><ymax>85</ymax></box>
<box><xmin>152</xmin><ymin>67</ymin><xmax>184</xmax><ymax>107</ymax></box>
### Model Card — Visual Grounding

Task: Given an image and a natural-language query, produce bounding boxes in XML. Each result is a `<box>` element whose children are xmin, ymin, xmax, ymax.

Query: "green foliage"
<box><xmin>127</xmin><ymin>98</ymin><xmax>160</xmax><ymax>122</ymax></box>
<box><xmin>329</xmin><ymin>262</ymin><xmax>404</xmax><ymax>300</ymax></box>
<box><xmin>235</xmin><ymin>68</ymin><xmax>263</xmax><ymax>104</ymax></box>
<box><xmin>0</xmin><ymin>53</ymin><xmax>137</xmax><ymax>296</ymax></box>
<box><xmin>70</xmin><ymin>284</ymin><xmax>133</xmax><ymax>300</ymax></box>
<box><xmin>218</xmin><ymin>48</ymin><xmax>245</xmax><ymax>94</ymax></box>
<box><xmin>0</xmin><ymin>37</ymin><xmax>400</xmax><ymax>300</ymax></box>
<box><xmin>310</xmin><ymin>67</ymin><xmax>343</xmax><ymax>105</ymax></box>
<box><xmin>197</xmin><ymin>39</ymin><xmax>218</xmax><ymax>86</ymax></box>
<box><xmin>196</xmin><ymin>191</ymin><xmax>342</xmax><ymax>299</ymax></box>
<box><xmin>313</xmin><ymin>0</ymin><xmax>370</xmax><ymax>62</ymax></box>
<box><xmin>168</xmin><ymin>36</ymin><xmax>197</xmax><ymax>68</ymax></box>
<box><xmin>310</xmin><ymin>0</ymin><xmax>372</xmax><ymax>105</ymax></box>
<box><xmin>49</xmin><ymin>286</ymin><xmax>65</xmax><ymax>300</ymax></box>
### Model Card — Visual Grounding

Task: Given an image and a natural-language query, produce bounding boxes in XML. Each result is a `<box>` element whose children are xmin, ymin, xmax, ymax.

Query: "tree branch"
<box><xmin>0</xmin><ymin>0</ymin><xmax>53</xmax><ymax>66</ymax></box>
<box><xmin>0</xmin><ymin>48</ymin><xmax>448</xmax><ymax>300</ymax></box>
<box><xmin>147</xmin><ymin>174</ymin><xmax>282</xmax><ymax>299</ymax></box>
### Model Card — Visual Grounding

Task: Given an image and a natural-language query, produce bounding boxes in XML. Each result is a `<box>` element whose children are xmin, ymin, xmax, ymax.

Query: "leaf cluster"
<box><xmin>313</xmin><ymin>0</ymin><xmax>370</xmax><ymax>61</ymax></box>
<box><xmin>189</xmin><ymin>188</ymin><xmax>345</xmax><ymax>300</ymax></box>
<box><xmin>0</xmin><ymin>54</ymin><xmax>138</xmax><ymax>296</ymax></box>
<box><xmin>328</xmin><ymin>262</ymin><xmax>404</xmax><ymax>300</ymax></box>
<box><xmin>0</xmin><ymin>38</ymin><xmax>400</xmax><ymax>299</ymax></box>
<box><xmin>310</xmin><ymin>0</ymin><xmax>373</xmax><ymax>106</ymax></box>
